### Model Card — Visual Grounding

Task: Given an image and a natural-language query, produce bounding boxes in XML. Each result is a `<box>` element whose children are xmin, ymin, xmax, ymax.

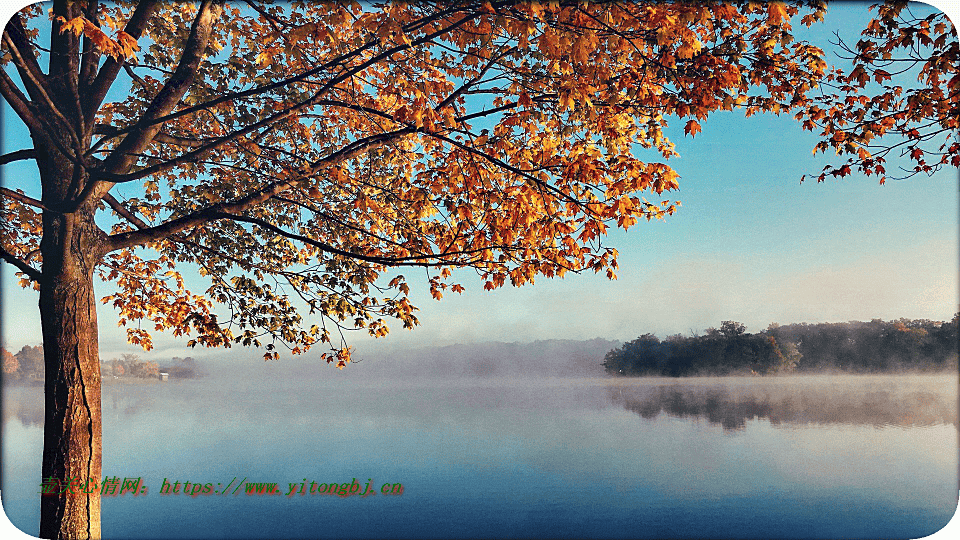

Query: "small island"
<box><xmin>603</xmin><ymin>315</ymin><xmax>959</xmax><ymax>377</ymax></box>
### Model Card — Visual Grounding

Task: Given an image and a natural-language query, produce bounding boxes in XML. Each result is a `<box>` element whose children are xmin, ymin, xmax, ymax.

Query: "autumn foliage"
<box><xmin>794</xmin><ymin>1</ymin><xmax>958</xmax><ymax>182</ymax></box>
<box><xmin>2</xmin><ymin>0</ymin><xmax>830</xmax><ymax>367</ymax></box>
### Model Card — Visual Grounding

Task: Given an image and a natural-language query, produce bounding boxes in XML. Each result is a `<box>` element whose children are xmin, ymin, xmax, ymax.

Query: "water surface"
<box><xmin>3</xmin><ymin>372</ymin><xmax>956</xmax><ymax>538</ymax></box>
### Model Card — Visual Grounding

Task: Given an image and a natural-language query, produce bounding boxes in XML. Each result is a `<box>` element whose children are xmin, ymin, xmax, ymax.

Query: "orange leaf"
<box><xmin>767</xmin><ymin>3</ymin><xmax>789</xmax><ymax>26</ymax></box>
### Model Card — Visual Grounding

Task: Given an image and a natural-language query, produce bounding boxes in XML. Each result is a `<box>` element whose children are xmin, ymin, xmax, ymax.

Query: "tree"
<box><xmin>718</xmin><ymin>320</ymin><xmax>746</xmax><ymax>337</ymax></box>
<box><xmin>0</xmin><ymin>1</ymin><xmax>832</xmax><ymax>537</ymax></box>
<box><xmin>117</xmin><ymin>353</ymin><xmax>160</xmax><ymax>377</ymax></box>
<box><xmin>14</xmin><ymin>344</ymin><xmax>45</xmax><ymax>382</ymax></box>
<box><xmin>793</xmin><ymin>0</ymin><xmax>958</xmax><ymax>182</ymax></box>
<box><xmin>2</xmin><ymin>346</ymin><xmax>19</xmax><ymax>377</ymax></box>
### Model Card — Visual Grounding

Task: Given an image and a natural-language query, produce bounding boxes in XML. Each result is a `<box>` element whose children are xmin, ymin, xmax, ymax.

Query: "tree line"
<box><xmin>603</xmin><ymin>315</ymin><xmax>960</xmax><ymax>377</ymax></box>
<box><xmin>2</xmin><ymin>346</ymin><xmax>202</xmax><ymax>383</ymax></box>
<box><xmin>2</xmin><ymin>345</ymin><xmax>44</xmax><ymax>384</ymax></box>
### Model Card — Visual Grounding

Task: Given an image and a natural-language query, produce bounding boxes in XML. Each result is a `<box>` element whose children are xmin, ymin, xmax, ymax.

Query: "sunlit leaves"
<box><xmin>0</xmin><ymin>189</ymin><xmax>41</xmax><ymax>290</ymax></box>
<box><xmin>4</xmin><ymin>0</ymin><xmax>833</xmax><ymax>366</ymax></box>
<box><xmin>55</xmin><ymin>15</ymin><xmax>139</xmax><ymax>60</ymax></box>
<box><xmin>97</xmin><ymin>250</ymin><xmax>227</xmax><ymax>351</ymax></box>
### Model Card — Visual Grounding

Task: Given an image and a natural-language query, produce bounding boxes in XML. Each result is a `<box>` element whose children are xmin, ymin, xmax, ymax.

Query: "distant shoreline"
<box><xmin>608</xmin><ymin>366</ymin><xmax>959</xmax><ymax>378</ymax></box>
<box><xmin>604</xmin><ymin>317</ymin><xmax>959</xmax><ymax>378</ymax></box>
<box><xmin>5</xmin><ymin>375</ymin><xmax>192</xmax><ymax>387</ymax></box>
<box><xmin>102</xmin><ymin>376</ymin><xmax>162</xmax><ymax>385</ymax></box>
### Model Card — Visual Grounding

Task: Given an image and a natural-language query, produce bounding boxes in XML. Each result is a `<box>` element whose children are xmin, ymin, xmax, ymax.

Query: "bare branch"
<box><xmin>101</xmin><ymin>193</ymin><xmax>149</xmax><ymax>229</ymax></box>
<box><xmin>47</xmin><ymin>0</ymin><xmax>84</xmax><ymax>136</ymax></box>
<box><xmin>3</xmin><ymin>13</ymin><xmax>62</xmax><ymax>118</ymax></box>
<box><xmin>0</xmin><ymin>68</ymin><xmax>84</xmax><ymax>166</ymax></box>
<box><xmin>78</xmin><ymin>0</ymin><xmax>101</xmax><ymax>91</ymax></box>
<box><xmin>0</xmin><ymin>67</ymin><xmax>45</xmax><ymax>134</ymax></box>
<box><xmin>123</xmin><ymin>64</ymin><xmax>153</xmax><ymax>94</ymax></box>
<box><xmin>0</xmin><ymin>148</ymin><xmax>37</xmax><ymax>166</ymax></box>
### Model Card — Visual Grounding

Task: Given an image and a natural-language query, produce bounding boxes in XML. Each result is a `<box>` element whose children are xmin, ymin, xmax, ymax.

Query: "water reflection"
<box><xmin>2</xmin><ymin>380</ymin><xmax>171</xmax><ymax>428</ymax></box>
<box><xmin>2</xmin><ymin>386</ymin><xmax>44</xmax><ymax>427</ymax></box>
<box><xmin>3</xmin><ymin>373</ymin><xmax>957</xmax><ymax>539</ymax></box>
<box><xmin>608</xmin><ymin>375</ymin><xmax>958</xmax><ymax>431</ymax></box>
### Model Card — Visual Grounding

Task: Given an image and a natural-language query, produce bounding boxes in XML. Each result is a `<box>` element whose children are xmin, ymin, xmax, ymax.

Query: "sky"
<box><xmin>1</xmin><ymin>1</ymin><xmax>958</xmax><ymax>363</ymax></box>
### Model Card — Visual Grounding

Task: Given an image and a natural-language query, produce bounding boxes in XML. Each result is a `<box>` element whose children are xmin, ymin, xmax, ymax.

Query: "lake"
<box><xmin>2</xmin><ymin>368</ymin><xmax>957</xmax><ymax>539</ymax></box>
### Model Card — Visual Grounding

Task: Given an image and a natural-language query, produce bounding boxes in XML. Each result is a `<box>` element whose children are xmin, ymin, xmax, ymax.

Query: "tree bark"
<box><xmin>38</xmin><ymin>199</ymin><xmax>104</xmax><ymax>540</ymax></box>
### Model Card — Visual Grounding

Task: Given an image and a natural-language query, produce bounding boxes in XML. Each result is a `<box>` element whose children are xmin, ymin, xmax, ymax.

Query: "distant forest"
<box><xmin>603</xmin><ymin>316</ymin><xmax>960</xmax><ymax>377</ymax></box>
<box><xmin>2</xmin><ymin>346</ymin><xmax>202</xmax><ymax>384</ymax></box>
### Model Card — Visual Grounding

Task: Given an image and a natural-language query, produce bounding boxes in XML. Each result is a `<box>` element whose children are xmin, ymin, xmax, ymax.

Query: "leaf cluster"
<box><xmin>794</xmin><ymin>1</ymin><xmax>958</xmax><ymax>182</ymax></box>
<box><xmin>1</xmin><ymin>0</ymin><xmax>829</xmax><ymax>365</ymax></box>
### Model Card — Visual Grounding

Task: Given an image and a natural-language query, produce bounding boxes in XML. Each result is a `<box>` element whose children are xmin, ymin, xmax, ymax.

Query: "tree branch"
<box><xmin>48</xmin><ymin>0</ymin><xmax>84</xmax><ymax>138</ymax></box>
<box><xmin>94</xmin><ymin>123</ymin><xmax>206</xmax><ymax>149</ymax></box>
<box><xmin>3</xmin><ymin>13</ymin><xmax>61</xmax><ymax>118</ymax></box>
<box><xmin>78</xmin><ymin>0</ymin><xmax>223</xmax><ymax>211</ymax></box>
<box><xmin>0</xmin><ymin>148</ymin><xmax>37</xmax><ymax>166</ymax></box>
<box><xmin>0</xmin><ymin>186</ymin><xmax>47</xmax><ymax>210</ymax></box>
<box><xmin>96</xmin><ymin>8</ymin><xmax>480</xmax><ymax>186</ymax></box>
<box><xmin>78</xmin><ymin>0</ymin><xmax>102</xmax><ymax>93</ymax></box>
<box><xmin>105</xmin><ymin>126</ymin><xmax>415</xmax><ymax>251</ymax></box>
<box><xmin>98</xmin><ymin>0</ymin><xmax>224</xmax><ymax>177</ymax></box>
<box><xmin>436</xmin><ymin>45</ymin><xmax>517</xmax><ymax>111</ymax></box>
<box><xmin>217</xmin><ymin>213</ymin><xmax>407</xmax><ymax>266</ymax></box>
<box><xmin>428</xmin><ymin>130</ymin><xmax>584</xmax><ymax>210</ymax></box>
<box><xmin>0</xmin><ymin>244</ymin><xmax>42</xmax><ymax>282</ymax></box>
<box><xmin>0</xmin><ymin>70</ymin><xmax>84</xmax><ymax>168</ymax></box>
<box><xmin>99</xmin><ymin>99</ymin><xmax>303</xmax><ymax>183</ymax></box>
<box><xmin>91</xmin><ymin>8</ymin><xmax>478</xmax><ymax>150</ymax></box>
<box><xmin>218</xmin><ymin>212</ymin><xmax>508</xmax><ymax>267</ymax></box>
<box><xmin>0</xmin><ymin>66</ymin><xmax>45</xmax><ymax>134</ymax></box>
<box><xmin>273</xmin><ymin>194</ymin><xmax>410</xmax><ymax>252</ymax></box>
<box><xmin>101</xmin><ymin>193</ymin><xmax>149</xmax><ymax>229</ymax></box>
<box><xmin>83</xmin><ymin>0</ymin><xmax>159</xmax><ymax>125</ymax></box>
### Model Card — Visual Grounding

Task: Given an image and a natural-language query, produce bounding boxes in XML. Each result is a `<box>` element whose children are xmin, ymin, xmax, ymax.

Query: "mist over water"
<box><xmin>3</xmin><ymin>342</ymin><xmax>957</xmax><ymax>539</ymax></box>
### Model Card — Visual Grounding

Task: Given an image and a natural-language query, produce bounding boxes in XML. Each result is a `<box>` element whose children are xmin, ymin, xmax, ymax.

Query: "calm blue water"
<box><xmin>3</xmin><ymin>372</ymin><xmax>957</xmax><ymax>539</ymax></box>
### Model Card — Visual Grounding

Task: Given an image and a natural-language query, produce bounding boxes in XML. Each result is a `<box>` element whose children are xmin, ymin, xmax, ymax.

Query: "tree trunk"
<box><xmin>38</xmin><ymin>203</ymin><xmax>104</xmax><ymax>540</ymax></box>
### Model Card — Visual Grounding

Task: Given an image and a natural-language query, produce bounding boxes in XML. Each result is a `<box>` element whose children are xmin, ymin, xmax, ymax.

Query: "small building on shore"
<box><xmin>158</xmin><ymin>372</ymin><xmax>169</xmax><ymax>382</ymax></box>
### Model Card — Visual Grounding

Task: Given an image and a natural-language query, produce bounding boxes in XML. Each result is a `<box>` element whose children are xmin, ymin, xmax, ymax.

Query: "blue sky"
<box><xmin>1</xmin><ymin>1</ymin><xmax>958</xmax><ymax>361</ymax></box>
